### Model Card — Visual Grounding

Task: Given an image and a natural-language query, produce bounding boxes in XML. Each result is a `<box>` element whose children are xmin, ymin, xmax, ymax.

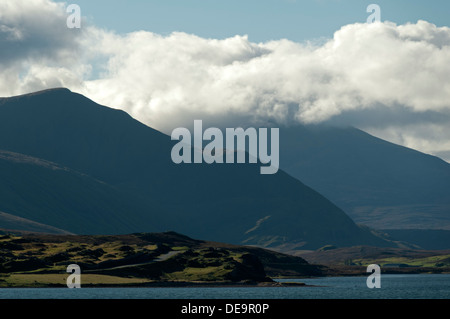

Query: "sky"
<box><xmin>72</xmin><ymin>0</ymin><xmax>450</xmax><ymax>42</ymax></box>
<box><xmin>1</xmin><ymin>0</ymin><xmax>450</xmax><ymax>161</ymax></box>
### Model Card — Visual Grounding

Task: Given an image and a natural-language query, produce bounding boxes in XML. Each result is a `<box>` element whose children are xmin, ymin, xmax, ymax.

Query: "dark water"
<box><xmin>1</xmin><ymin>274</ymin><xmax>449</xmax><ymax>299</ymax></box>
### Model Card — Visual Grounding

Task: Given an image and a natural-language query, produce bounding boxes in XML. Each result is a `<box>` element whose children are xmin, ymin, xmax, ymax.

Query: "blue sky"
<box><xmin>74</xmin><ymin>0</ymin><xmax>450</xmax><ymax>42</ymax></box>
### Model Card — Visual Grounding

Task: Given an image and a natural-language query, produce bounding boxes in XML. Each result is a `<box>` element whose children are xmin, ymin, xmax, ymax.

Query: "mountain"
<box><xmin>0</xmin><ymin>210</ymin><xmax>71</xmax><ymax>235</ymax></box>
<box><xmin>279</xmin><ymin>125</ymin><xmax>450</xmax><ymax>230</ymax></box>
<box><xmin>381</xmin><ymin>229</ymin><xmax>450</xmax><ymax>250</ymax></box>
<box><xmin>0</xmin><ymin>149</ymin><xmax>165</xmax><ymax>234</ymax></box>
<box><xmin>0</xmin><ymin>88</ymin><xmax>391</xmax><ymax>249</ymax></box>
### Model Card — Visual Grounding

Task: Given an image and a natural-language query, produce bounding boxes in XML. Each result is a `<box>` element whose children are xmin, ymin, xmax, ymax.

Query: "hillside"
<box><xmin>0</xmin><ymin>149</ymin><xmax>165</xmax><ymax>234</ymax></box>
<box><xmin>0</xmin><ymin>231</ymin><xmax>322</xmax><ymax>287</ymax></box>
<box><xmin>0</xmin><ymin>88</ymin><xmax>391</xmax><ymax>250</ymax></box>
<box><xmin>0</xmin><ymin>210</ymin><xmax>71</xmax><ymax>235</ymax></box>
<box><xmin>381</xmin><ymin>229</ymin><xmax>450</xmax><ymax>250</ymax></box>
<box><xmin>279</xmin><ymin>125</ymin><xmax>450</xmax><ymax>230</ymax></box>
<box><xmin>296</xmin><ymin>245</ymin><xmax>450</xmax><ymax>276</ymax></box>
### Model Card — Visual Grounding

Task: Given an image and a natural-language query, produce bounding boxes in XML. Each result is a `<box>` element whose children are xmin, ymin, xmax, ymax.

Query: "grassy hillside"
<box><xmin>0</xmin><ymin>231</ymin><xmax>322</xmax><ymax>287</ymax></box>
<box><xmin>296</xmin><ymin>245</ymin><xmax>450</xmax><ymax>275</ymax></box>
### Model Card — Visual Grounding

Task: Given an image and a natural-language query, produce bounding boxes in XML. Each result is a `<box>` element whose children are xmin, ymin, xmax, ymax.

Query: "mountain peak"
<box><xmin>28</xmin><ymin>87</ymin><xmax>71</xmax><ymax>95</ymax></box>
<box><xmin>1</xmin><ymin>88</ymin><xmax>72</xmax><ymax>100</ymax></box>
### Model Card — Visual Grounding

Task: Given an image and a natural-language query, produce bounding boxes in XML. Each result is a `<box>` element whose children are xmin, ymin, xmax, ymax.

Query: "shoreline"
<box><xmin>3</xmin><ymin>268</ymin><xmax>450</xmax><ymax>289</ymax></box>
<box><xmin>0</xmin><ymin>280</ymin><xmax>312</xmax><ymax>289</ymax></box>
<box><xmin>3</xmin><ymin>272</ymin><xmax>450</xmax><ymax>289</ymax></box>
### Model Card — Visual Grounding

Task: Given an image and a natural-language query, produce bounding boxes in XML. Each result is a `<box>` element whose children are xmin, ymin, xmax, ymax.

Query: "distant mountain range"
<box><xmin>0</xmin><ymin>88</ymin><xmax>391</xmax><ymax>250</ymax></box>
<box><xmin>279</xmin><ymin>125</ymin><xmax>450</xmax><ymax>230</ymax></box>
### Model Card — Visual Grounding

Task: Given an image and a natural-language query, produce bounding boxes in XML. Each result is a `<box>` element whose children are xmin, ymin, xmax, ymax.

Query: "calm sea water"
<box><xmin>1</xmin><ymin>274</ymin><xmax>449</xmax><ymax>299</ymax></box>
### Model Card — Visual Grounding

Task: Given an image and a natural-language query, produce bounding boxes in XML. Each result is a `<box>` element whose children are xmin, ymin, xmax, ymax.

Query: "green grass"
<box><xmin>0</xmin><ymin>232</ymin><xmax>320</xmax><ymax>286</ymax></box>
<box><xmin>353</xmin><ymin>254</ymin><xmax>450</xmax><ymax>267</ymax></box>
<box><xmin>0</xmin><ymin>274</ymin><xmax>153</xmax><ymax>287</ymax></box>
<box><xmin>163</xmin><ymin>266</ymin><xmax>232</xmax><ymax>281</ymax></box>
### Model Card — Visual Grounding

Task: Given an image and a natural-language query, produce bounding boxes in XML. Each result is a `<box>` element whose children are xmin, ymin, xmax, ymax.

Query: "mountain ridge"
<box><xmin>279</xmin><ymin>124</ymin><xmax>450</xmax><ymax>230</ymax></box>
<box><xmin>0</xmin><ymin>88</ymin><xmax>392</xmax><ymax>250</ymax></box>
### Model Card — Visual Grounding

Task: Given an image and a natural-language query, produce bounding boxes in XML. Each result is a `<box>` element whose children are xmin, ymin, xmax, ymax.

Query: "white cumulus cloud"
<box><xmin>1</xmin><ymin>0</ymin><xmax>450</xmax><ymax>161</ymax></box>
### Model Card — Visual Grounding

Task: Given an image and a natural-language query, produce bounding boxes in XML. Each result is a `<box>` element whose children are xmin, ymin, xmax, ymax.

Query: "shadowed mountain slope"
<box><xmin>0</xmin><ymin>88</ymin><xmax>392</xmax><ymax>249</ymax></box>
<box><xmin>280</xmin><ymin>125</ymin><xmax>450</xmax><ymax>230</ymax></box>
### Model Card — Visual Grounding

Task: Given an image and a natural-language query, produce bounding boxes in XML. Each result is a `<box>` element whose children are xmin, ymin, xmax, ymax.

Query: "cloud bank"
<box><xmin>1</xmin><ymin>0</ymin><xmax>450</xmax><ymax>161</ymax></box>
